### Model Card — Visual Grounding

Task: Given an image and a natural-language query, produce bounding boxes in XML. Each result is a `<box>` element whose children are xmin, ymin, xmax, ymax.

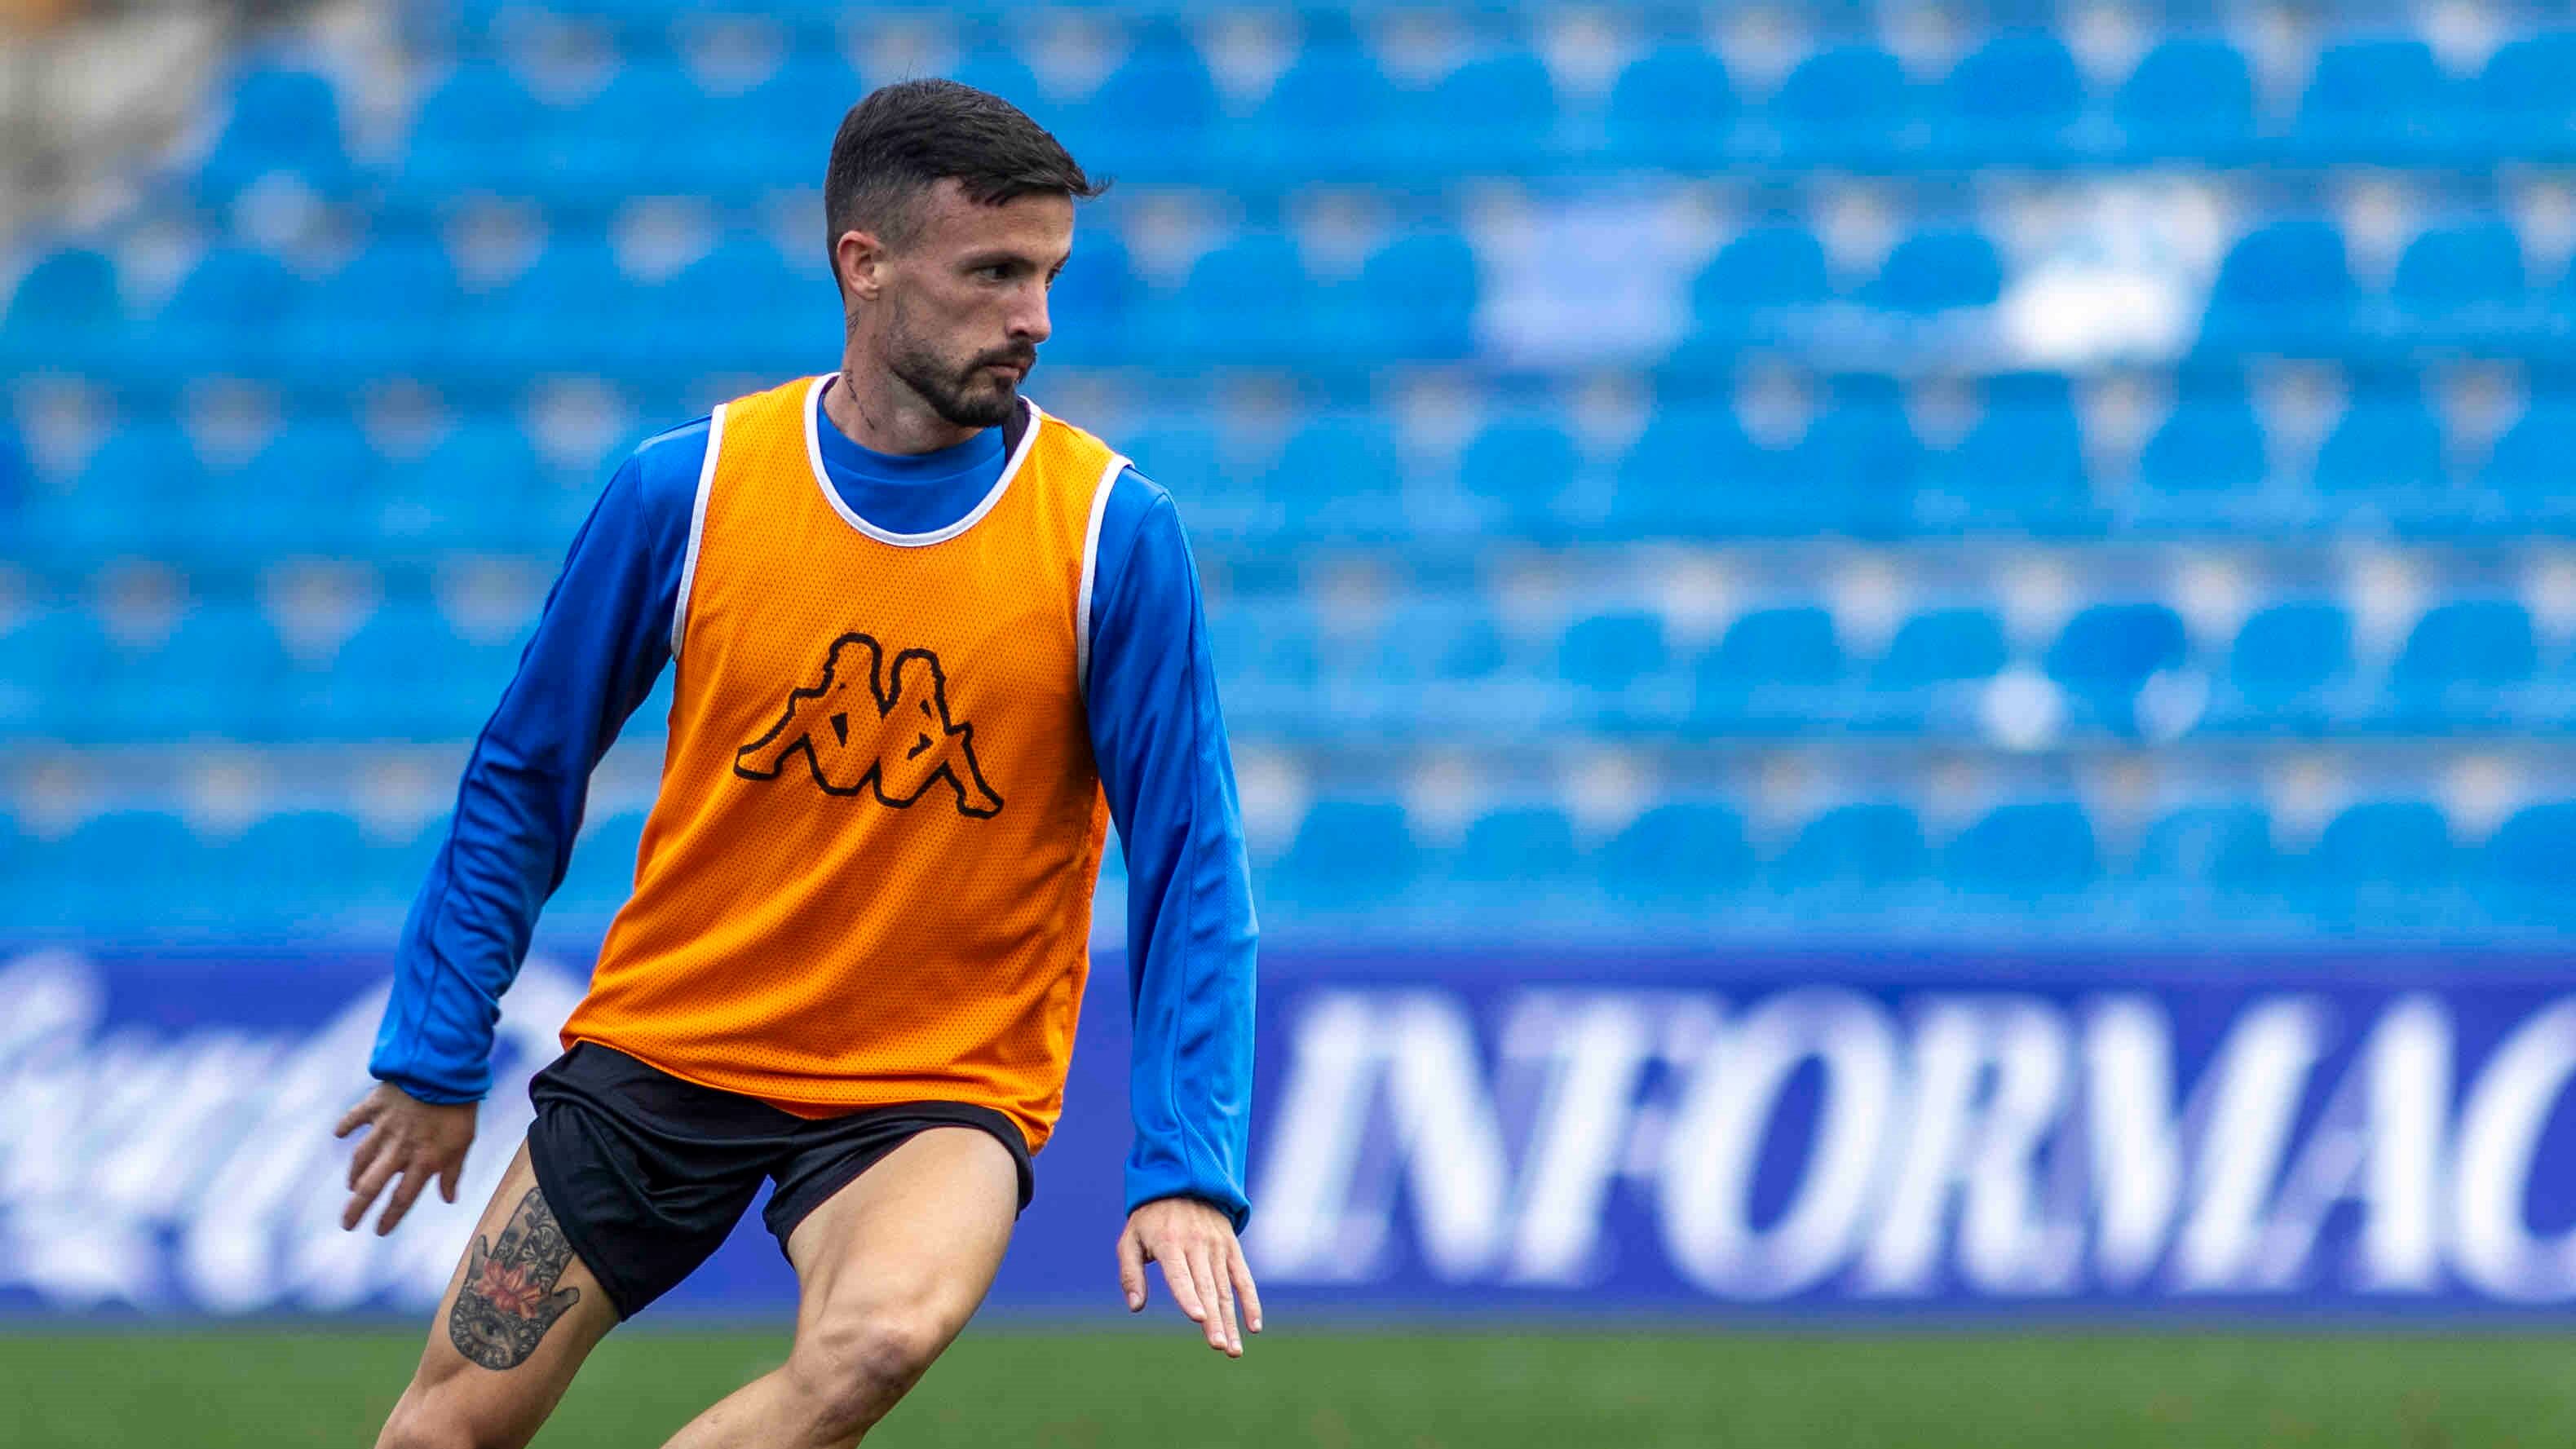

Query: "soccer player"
<box><xmin>334</xmin><ymin>79</ymin><xmax>1260</xmax><ymax>1449</ymax></box>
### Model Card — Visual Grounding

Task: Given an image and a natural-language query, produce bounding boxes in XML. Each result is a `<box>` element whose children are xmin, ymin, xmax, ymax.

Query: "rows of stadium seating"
<box><xmin>13</xmin><ymin>2</ymin><xmax>2576</xmax><ymax>942</ymax></box>
<box><xmin>7</xmin><ymin>582</ymin><xmax>2573</xmax><ymax>744</ymax></box>
<box><xmin>26</xmin><ymin>193</ymin><xmax>2576</xmax><ymax>379</ymax></box>
<box><xmin>203</xmin><ymin>20</ymin><xmax>2576</xmax><ymax>202</ymax></box>
<box><xmin>16</xmin><ymin>370</ymin><xmax>2576</xmax><ymax>559</ymax></box>
<box><xmin>6</xmin><ymin>787</ymin><xmax>2574</xmax><ymax>936</ymax></box>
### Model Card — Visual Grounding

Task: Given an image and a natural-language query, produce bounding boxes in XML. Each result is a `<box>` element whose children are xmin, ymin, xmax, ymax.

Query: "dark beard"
<box><xmin>886</xmin><ymin>331</ymin><xmax>1029</xmax><ymax>430</ymax></box>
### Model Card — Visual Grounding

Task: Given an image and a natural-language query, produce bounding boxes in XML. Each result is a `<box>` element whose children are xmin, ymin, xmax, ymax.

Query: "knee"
<box><xmin>373</xmin><ymin>1376</ymin><xmax>518</xmax><ymax>1449</ymax></box>
<box><xmin>784</xmin><ymin>1306</ymin><xmax>952</xmax><ymax>1440</ymax></box>
<box><xmin>374</xmin><ymin>1394</ymin><xmax>479</xmax><ymax>1449</ymax></box>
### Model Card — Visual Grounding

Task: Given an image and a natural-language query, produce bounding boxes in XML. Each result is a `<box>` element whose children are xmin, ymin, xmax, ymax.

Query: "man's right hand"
<box><xmin>334</xmin><ymin>1082</ymin><xmax>477</xmax><ymax>1236</ymax></box>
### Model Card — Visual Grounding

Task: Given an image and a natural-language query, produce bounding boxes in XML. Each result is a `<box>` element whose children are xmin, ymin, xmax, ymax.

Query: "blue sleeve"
<box><xmin>367</xmin><ymin>420</ymin><xmax>708</xmax><ymax>1102</ymax></box>
<box><xmin>1085</xmin><ymin>467</ymin><xmax>1259</xmax><ymax>1231</ymax></box>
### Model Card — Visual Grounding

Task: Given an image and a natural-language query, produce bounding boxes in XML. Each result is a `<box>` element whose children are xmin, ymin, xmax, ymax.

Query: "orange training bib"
<box><xmin>559</xmin><ymin>374</ymin><xmax>1128</xmax><ymax>1151</ymax></box>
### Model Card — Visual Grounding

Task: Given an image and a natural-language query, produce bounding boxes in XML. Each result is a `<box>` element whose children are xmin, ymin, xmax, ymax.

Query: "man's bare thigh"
<box><xmin>378</xmin><ymin>1141</ymin><xmax>621</xmax><ymax>1449</ymax></box>
<box><xmin>783</xmin><ymin>1125</ymin><xmax>1022</xmax><ymax>1306</ymax></box>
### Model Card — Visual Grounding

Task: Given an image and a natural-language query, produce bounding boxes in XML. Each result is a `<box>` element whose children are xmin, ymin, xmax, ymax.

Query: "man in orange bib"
<box><xmin>334</xmin><ymin>79</ymin><xmax>1260</xmax><ymax>1448</ymax></box>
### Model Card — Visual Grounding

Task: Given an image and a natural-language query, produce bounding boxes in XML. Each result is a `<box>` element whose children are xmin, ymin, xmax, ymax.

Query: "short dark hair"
<box><xmin>823</xmin><ymin>79</ymin><xmax>1106</xmax><ymax>272</ymax></box>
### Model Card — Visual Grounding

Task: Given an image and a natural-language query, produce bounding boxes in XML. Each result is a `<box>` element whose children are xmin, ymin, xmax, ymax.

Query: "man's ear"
<box><xmin>836</xmin><ymin>228</ymin><xmax>886</xmax><ymax>303</ymax></box>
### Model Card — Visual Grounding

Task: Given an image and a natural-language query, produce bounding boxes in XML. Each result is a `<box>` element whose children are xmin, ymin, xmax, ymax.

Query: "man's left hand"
<box><xmin>1116</xmin><ymin>1197</ymin><xmax>1262</xmax><ymax>1357</ymax></box>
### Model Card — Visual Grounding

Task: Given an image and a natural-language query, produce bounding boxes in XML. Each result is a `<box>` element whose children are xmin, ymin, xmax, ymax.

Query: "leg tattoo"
<box><xmin>447</xmin><ymin>1186</ymin><xmax>585</xmax><ymax>1370</ymax></box>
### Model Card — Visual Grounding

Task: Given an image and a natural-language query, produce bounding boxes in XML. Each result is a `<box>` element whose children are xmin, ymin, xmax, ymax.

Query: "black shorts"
<box><xmin>524</xmin><ymin>1043</ymin><xmax>1034</xmax><ymax>1320</ymax></box>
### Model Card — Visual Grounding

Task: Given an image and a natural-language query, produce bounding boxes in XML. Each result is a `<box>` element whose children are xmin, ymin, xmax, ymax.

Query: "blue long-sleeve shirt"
<box><xmin>369</xmin><ymin>383</ymin><xmax>1257</xmax><ymax>1228</ymax></box>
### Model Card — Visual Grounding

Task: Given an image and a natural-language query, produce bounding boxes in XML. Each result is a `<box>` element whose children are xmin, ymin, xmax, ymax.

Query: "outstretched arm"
<box><xmin>1084</xmin><ymin>470</ymin><xmax>1261</xmax><ymax>1354</ymax></box>
<box><xmin>346</xmin><ymin>420</ymin><xmax>706</xmax><ymax>1234</ymax></box>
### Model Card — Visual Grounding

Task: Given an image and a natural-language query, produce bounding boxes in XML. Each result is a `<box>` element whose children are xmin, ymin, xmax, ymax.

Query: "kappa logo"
<box><xmin>733</xmin><ymin>633</ymin><xmax>1004</xmax><ymax>818</ymax></box>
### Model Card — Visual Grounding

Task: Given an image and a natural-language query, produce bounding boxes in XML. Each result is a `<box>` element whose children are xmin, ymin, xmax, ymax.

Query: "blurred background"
<box><xmin>7</xmin><ymin>0</ymin><xmax>2576</xmax><ymax>1445</ymax></box>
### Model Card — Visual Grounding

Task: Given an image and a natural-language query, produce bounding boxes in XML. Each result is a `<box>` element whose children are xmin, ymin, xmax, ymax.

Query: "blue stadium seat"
<box><xmin>1774</xmin><ymin>801</ymin><xmax>1929</xmax><ymax>889</ymax></box>
<box><xmin>1600</xmin><ymin>802</ymin><xmax>1755</xmax><ymax>903</ymax></box>
<box><xmin>2480</xmin><ymin>398</ymin><xmax>2576</xmax><ymax>522</ymax></box>
<box><xmin>2136</xmin><ymin>381</ymin><xmax>2266</xmax><ymax>508</ymax></box>
<box><xmin>230</xmin><ymin>418</ymin><xmax>383</xmax><ymax>556</ymax></box>
<box><xmin>1250</xmin><ymin>26</ymin><xmax>1396</xmax><ymax>176</ymax></box>
<box><xmin>95</xmin><ymin>603</ymin><xmax>294</xmax><ymax>743</ymax></box>
<box><xmin>657</xmin><ymin>232</ymin><xmax>813</xmax><ymax>365</ymax></box>
<box><xmin>1271</xmin><ymin>798</ymin><xmax>1419</xmax><ymax>907</ymax></box>
<box><xmin>1863</xmin><ymin>606</ymin><xmax>2006</xmax><ymax>733</ymax></box>
<box><xmin>2044</xmin><ymin>602</ymin><xmax>2191</xmax><ymax>731</ymax></box>
<box><xmin>157</xmin><ymin>245</ymin><xmax>301</xmax><ymax>372</ymax></box>
<box><xmin>1936</xmin><ymin>30</ymin><xmax>2084</xmax><ymax>161</ymax></box>
<box><xmin>1059</xmin><ymin>23</ymin><xmax>1220</xmax><ymax>179</ymax></box>
<box><xmin>1858</xmin><ymin>227</ymin><xmax>2004</xmax><ymax>316</ymax></box>
<box><xmin>315</xmin><ymin>603</ymin><xmax>502</xmax><ymax>740</ymax></box>
<box><xmin>403</xmin><ymin>62</ymin><xmax>551</xmax><ymax>192</ymax></box>
<box><xmin>1434</xmin><ymin>52</ymin><xmax>1559</xmax><ymax>171</ymax></box>
<box><xmin>1345</xmin><ymin>230</ymin><xmax>1479</xmax><ymax>360</ymax></box>
<box><xmin>2201</xmin><ymin>218</ymin><xmax>2357</xmax><ymax>347</ymax></box>
<box><xmin>1945</xmin><ymin>801</ymin><xmax>2100</xmax><ymax>895</ymax></box>
<box><xmin>2309</xmin><ymin>387</ymin><xmax>2446</xmax><ymax>519</ymax></box>
<box><xmin>2224</xmin><ymin>600</ymin><xmax>2353</xmax><ymax>731</ymax></box>
<box><xmin>1611</xmin><ymin>404</ymin><xmax>1770</xmax><ymax>536</ymax></box>
<box><xmin>2478</xmin><ymin>31</ymin><xmax>2576</xmax><ymax>144</ymax></box>
<box><xmin>288</xmin><ymin>236</ymin><xmax>463</xmax><ymax>374</ymax></box>
<box><xmin>1266</xmin><ymin>413</ymin><xmax>1404</xmax><ymax>537</ymax></box>
<box><xmin>2</xmin><ymin>246</ymin><xmax>123</xmax><ymax>364</ymax></box>
<box><xmin>1690</xmin><ymin>219</ymin><xmax>1831</xmax><ymax>341</ymax></box>
<box><xmin>1698</xmin><ymin>606</ymin><xmax>1843</xmax><ymax>729</ymax></box>
<box><xmin>53</xmin><ymin>420</ymin><xmax>210</xmax><ymax>556</ymax></box>
<box><xmin>198</xmin><ymin>63</ymin><xmax>352</xmax><ymax>203</ymax></box>
<box><xmin>1456</xmin><ymin>417</ymin><xmax>1578</xmax><ymax>535</ymax></box>
<box><xmin>1793</xmin><ymin>376</ymin><xmax>1920</xmax><ymax>537</ymax></box>
<box><xmin>2390</xmin><ymin>218</ymin><xmax>2528</xmax><ymax>329</ymax></box>
<box><xmin>2482</xmin><ymin>801</ymin><xmax>2576</xmax><ymax>919</ymax></box>
<box><xmin>2390</xmin><ymin>599</ymin><xmax>2538</xmax><ymax>722</ymax></box>
<box><xmin>2295</xmin><ymin>37</ymin><xmax>2458</xmax><ymax>161</ymax></box>
<box><xmin>1711</xmin><ymin>606</ymin><xmax>1842</xmax><ymax>686</ymax></box>
<box><xmin>1606</xmin><ymin>43</ymin><xmax>1736</xmax><ymax>169</ymax></box>
<box><xmin>2308</xmin><ymin>800</ymin><xmax>2455</xmax><ymax>891</ymax></box>
<box><xmin>1769</xmin><ymin>42</ymin><xmax>1912</xmax><ymax>161</ymax></box>
<box><xmin>1451</xmin><ymin>804</ymin><xmax>1580</xmax><ymax>885</ymax></box>
<box><xmin>1165</xmin><ymin>233</ymin><xmax>1312</xmax><ymax>361</ymax></box>
<box><xmin>727</xmin><ymin>55</ymin><xmax>864</xmax><ymax>192</ymax></box>
<box><xmin>1872</xmin><ymin>607</ymin><xmax>2008</xmax><ymax>691</ymax></box>
<box><xmin>1920</xmin><ymin>373</ymin><xmax>2095</xmax><ymax>532</ymax></box>
<box><xmin>1559</xmin><ymin>609</ymin><xmax>1669</xmax><ymax>696</ymax></box>
<box><xmin>1371</xmin><ymin>599</ymin><xmax>1505</xmax><ymax>687</ymax></box>
<box><xmin>554</xmin><ymin>61</ymin><xmax>722</xmax><ymax>189</ymax></box>
<box><xmin>0</xmin><ymin>609</ymin><xmax>107</xmax><ymax>739</ymax></box>
<box><xmin>475</xmin><ymin>235</ymin><xmax>630</xmax><ymax>371</ymax></box>
<box><xmin>2113</xmin><ymin>36</ymin><xmax>2257</xmax><ymax>159</ymax></box>
<box><xmin>378</xmin><ymin>418</ymin><xmax>546</xmax><ymax>553</ymax></box>
<box><xmin>2135</xmin><ymin>803</ymin><xmax>2277</xmax><ymax>890</ymax></box>
<box><xmin>223</xmin><ymin>810</ymin><xmax>372</xmax><ymax>923</ymax></box>
<box><xmin>61</xmin><ymin>811</ymin><xmax>211</xmax><ymax>931</ymax></box>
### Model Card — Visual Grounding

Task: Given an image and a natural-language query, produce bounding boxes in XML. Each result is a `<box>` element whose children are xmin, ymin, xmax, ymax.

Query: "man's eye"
<box><xmin>980</xmin><ymin>264</ymin><xmax>1012</xmax><ymax>281</ymax></box>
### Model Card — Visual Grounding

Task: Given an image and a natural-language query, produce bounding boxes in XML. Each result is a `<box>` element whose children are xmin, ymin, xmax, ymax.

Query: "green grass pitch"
<box><xmin>6</xmin><ymin>1327</ymin><xmax>2572</xmax><ymax>1447</ymax></box>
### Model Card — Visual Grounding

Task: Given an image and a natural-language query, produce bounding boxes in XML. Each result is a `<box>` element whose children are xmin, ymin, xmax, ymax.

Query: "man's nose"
<box><xmin>1009</xmin><ymin>279</ymin><xmax>1052</xmax><ymax>347</ymax></box>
